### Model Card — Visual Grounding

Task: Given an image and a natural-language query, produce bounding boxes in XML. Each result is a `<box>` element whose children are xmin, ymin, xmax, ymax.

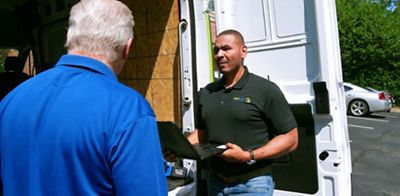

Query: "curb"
<box><xmin>391</xmin><ymin>106</ymin><xmax>400</xmax><ymax>113</ymax></box>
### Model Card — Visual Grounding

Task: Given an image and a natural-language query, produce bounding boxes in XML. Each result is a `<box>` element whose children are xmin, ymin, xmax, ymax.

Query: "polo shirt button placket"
<box><xmin>221</xmin><ymin>88</ymin><xmax>231</xmax><ymax>105</ymax></box>
<box><xmin>220</xmin><ymin>92</ymin><xmax>226</xmax><ymax>105</ymax></box>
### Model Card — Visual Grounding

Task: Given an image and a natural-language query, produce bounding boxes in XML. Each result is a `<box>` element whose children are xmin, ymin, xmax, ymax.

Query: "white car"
<box><xmin>365</xmin><ymin>86</ymin><xmax>395</xmax><ymax>105</ymax></box>
<box><xmin>344</xmin><ymin>82</ymin><xmax>392</xmax><ymax>116</ymax></box>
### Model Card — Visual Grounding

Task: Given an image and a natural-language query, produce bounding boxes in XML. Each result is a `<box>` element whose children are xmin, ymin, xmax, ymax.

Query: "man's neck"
<box><xmin>68</xmin><ymin>50</ymin><xmax>118</xmax><ymax>74</ymax></box>
<box><xmin>223</xmin><ymin>65</ymin><xmax>245</xmax><ymax>88</ymax></box>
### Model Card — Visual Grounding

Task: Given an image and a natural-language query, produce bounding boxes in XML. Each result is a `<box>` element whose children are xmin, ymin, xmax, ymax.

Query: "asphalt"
<box><xmin>349</xmin><ymin>109</ymin><xmax>400</xmax><ymax>195</ymax></box>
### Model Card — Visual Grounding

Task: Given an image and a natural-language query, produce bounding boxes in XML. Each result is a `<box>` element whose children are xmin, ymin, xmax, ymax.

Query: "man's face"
<box><xmin>213</xmin><ymin>34</ymin><xmax>247</xmax><ymax>74</ymax></box>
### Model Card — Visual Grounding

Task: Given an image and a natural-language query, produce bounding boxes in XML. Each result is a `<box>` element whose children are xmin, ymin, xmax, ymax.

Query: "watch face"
<box><xmin>247</xmin><ymin>159</ymin><xmax>256</xmax><ymax>165</ymax></box>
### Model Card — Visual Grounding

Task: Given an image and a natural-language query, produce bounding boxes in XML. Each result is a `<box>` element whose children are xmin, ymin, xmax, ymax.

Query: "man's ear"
<box><xmin>122</xmin><ymin>37</ymin><xmax>133</xmax><ymax>60</ymax></box>
<box><xmin>241</xmin><ymin>45</ymin><xmax>248</xmax><ymax>58</ymax></box>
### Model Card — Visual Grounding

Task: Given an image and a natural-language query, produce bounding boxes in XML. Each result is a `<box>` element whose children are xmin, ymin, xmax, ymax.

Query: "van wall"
<box><xmin>118</xmin><ymin>0</ymin><xmax>181</xmax><ymax>126</ymax></box>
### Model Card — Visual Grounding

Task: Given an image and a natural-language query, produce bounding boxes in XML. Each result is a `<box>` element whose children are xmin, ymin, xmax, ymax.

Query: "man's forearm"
<box><xmin>187</xmin><ymin>128</ymin><xmax>207</xmax><ymax>144</ymax></box>
<box><xmin>187</xmin><ymin>129</ymin><xmax>199</xmax><ymax>144</ymax></box>
<box><xmin>252</xmin><ymin>128</ymin><xmax>298</xmax><ymax>161</ymax></box>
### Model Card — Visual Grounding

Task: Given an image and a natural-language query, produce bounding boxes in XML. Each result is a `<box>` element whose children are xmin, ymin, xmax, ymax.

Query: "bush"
<box><xmin>337</xmin><ymin>0</ymin><xmax>400</xmax><ymax>103</ymax></box>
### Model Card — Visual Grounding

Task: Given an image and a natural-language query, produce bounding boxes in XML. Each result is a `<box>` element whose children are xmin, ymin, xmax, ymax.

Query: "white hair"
<box><xmin>65</xmin><ymin>0</ymin><xmax>134</xmax><ymax>62</ymax></box>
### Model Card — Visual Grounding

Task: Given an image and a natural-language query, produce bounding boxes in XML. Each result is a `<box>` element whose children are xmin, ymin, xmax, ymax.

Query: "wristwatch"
<box><xmin>246</xmin><ymin>150</ymin><xmax>256</xmax><ymax>165</ymax></box>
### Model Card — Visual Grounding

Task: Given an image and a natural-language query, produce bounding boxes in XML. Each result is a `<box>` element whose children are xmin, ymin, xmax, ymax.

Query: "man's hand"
<box><xmin>220</xmin><ymin>143</ymin><xmax>250</xmax><ymax>163</ymax></box>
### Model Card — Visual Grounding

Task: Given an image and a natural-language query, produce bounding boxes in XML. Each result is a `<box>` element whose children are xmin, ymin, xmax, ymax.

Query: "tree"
<box><xmin>0</xmin><ymin>51</ymin><xmax>6</xmax><ymax>72</ymax></box>
<box><xmin>336</xmin><ymin>0</ymin><xmax>400</xmax><ymax>103</ymax></box>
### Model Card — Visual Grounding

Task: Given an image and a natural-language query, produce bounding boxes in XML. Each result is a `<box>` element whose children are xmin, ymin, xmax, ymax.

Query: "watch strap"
<box><xmin>246</xmin><ymin>150</ymin><xmax>256</xmax><ymax>165</ymax></box>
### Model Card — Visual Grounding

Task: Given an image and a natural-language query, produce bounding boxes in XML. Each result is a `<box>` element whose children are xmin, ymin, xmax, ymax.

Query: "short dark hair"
<box><xmin>217</xmin><ymin>29</ymin><xmax>245</xmax><ymax>45</ymax></box>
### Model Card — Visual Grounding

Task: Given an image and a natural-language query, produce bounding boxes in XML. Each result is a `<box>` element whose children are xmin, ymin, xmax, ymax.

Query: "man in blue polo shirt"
<box><xmin>0</xmin><ymin>0</ymin><xmax>167</xmax><ymax>195</ymax></box>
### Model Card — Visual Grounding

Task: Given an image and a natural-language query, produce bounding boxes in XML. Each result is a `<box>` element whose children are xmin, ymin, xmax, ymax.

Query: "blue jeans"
<box><xmin>207</xmin><ymin>172</ymin><xmax>274</xmax><ymax>196</ymax></box>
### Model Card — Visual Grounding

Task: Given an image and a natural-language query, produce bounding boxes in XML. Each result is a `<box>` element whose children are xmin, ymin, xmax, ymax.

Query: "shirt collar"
<box><xmin>55</xmin><ymin>54</ymin><xmax>117</xmax><ymax>81</ymax></box>
<box><xmin>220</xmin><ymin>66</ymin><xmax>250</xmax><ymax>90</ymax></box>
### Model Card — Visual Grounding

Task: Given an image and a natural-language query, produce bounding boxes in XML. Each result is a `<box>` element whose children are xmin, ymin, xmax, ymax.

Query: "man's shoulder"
<box><xmin>202</xmin><ymin>80</ymin><xmax>223</xmax><ymax>92</ymax></box>
<box><xmin>113</xmin><ymin>83</ymin><xmax>150</xmax><ymax>105</ymax></box>
<box><xmin>247</xmin><ymin>72</ymin><xmax>278</xmax><ymax>89</ymax></box>
<box><xmin>103</xmin><ymin>84</ymin><xmax>155</xmax><ymax>124</ymax></box>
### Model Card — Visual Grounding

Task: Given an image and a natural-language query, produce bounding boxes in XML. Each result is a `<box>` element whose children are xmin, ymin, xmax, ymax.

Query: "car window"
<box><xmin>344</xmin><ymin>85</ymin><xmax>352</xmax><ymax>92</ymax></box>
<box><xmin>365</xmin><ymin>87</ymin><xmax>378</xmax><ymax>92</ymax></box>
<box><xmin>360</xmin><ymin>86</ymin><xmax>374</xmax><ymax>92</ymax></box>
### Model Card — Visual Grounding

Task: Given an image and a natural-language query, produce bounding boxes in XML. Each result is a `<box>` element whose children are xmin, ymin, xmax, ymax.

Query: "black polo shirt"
<box><xmin>197</xmin><ymin>66</ymin><xmax>297</xmax><ymax>175</ymax></box>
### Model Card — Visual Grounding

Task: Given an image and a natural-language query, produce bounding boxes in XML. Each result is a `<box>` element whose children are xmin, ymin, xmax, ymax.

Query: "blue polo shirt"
<box><xmin>0</xmin><ymin>54</ymin><xmax>167</xmax><ymax>195</ymax></box>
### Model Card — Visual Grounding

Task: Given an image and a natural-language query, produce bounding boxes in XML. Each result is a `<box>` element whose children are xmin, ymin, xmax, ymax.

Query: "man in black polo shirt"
<box><xmin>188</xmin><ymin>29</ymin><xmax>298</xmax><ymax>195</ymax></box>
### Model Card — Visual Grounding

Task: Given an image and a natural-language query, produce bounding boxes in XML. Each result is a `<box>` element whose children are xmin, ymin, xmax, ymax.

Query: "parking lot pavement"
<box><xmin>348</xmin><ymin>110</ymin><xmax>400</xmax><ymax>196</ymax></box>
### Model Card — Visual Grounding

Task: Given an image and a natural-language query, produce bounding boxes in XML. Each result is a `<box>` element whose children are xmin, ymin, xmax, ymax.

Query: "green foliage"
<box><xmin>0</xmin><ymin>53</ymin><xmax>5</xmax><ymax>72</ymax></box>
<box><xmin>337</xmin><ymin>0</ymin><xmax>400</xmax><ymax>103</ymax></box>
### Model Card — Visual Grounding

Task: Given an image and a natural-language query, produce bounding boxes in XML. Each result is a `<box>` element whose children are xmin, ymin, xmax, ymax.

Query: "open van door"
<box><xmin>178</xmin><ymin>0</ymin><xmax>352</xmax><ymax>195</ymax></box>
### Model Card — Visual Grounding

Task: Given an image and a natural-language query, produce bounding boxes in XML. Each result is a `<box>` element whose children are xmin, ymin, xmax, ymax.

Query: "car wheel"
<box><xmin>349</xmin><ymin>100</ymin><xmax>369</xmax><ymax>117</ymax></box>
